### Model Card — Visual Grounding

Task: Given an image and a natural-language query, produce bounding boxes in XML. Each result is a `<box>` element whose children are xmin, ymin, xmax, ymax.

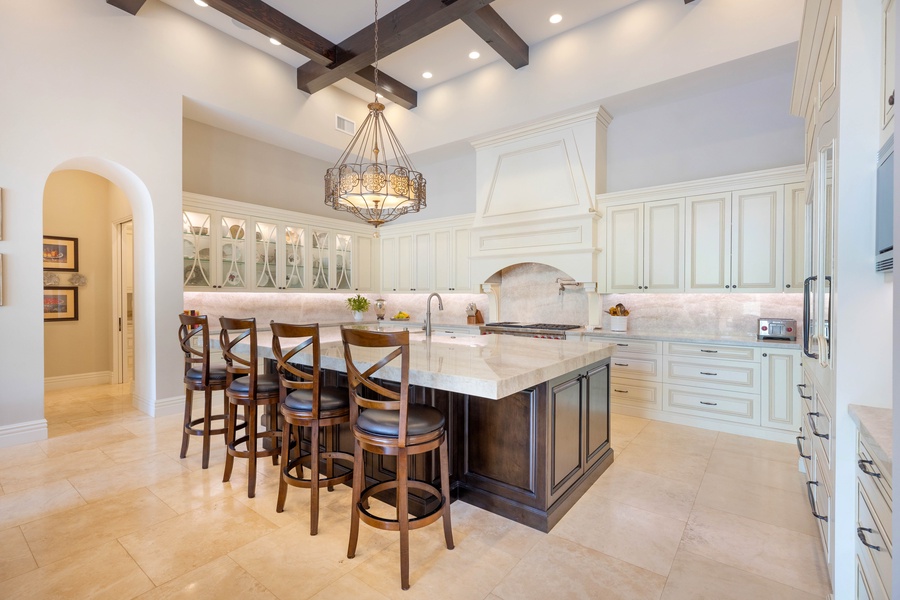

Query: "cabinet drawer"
<box><xmin>664</xmin><ymin>384</ymin><xmax>758</xmax><ymax>424</ymax></box>
<box><xmin>858</xmin><ymin>436</ymin><xmax>893</xmax><ymax>547</ymax></box>
<box><xmin>858</xmin><ymin>484</ymin><xmax>892</xmax><ymax>594</ymax></box>
<box><xmin>806</xmin><ymin>469</ymin><xmax>832</xmax><ymax>563</ymax></box>
<box><xmin>610</xmin><ymin>378</ymin><xmax>661</xmax><ymax>410</ymax></box>
<box><xmin>596</xmin><ymin>338</ymin><xmax>662</xmax><ymax>355</ymax></box>
<box><xmin>857</xmin><ymin>554</ymin><xmax>890</xmax><ymax>600</ymax></box>
<box><xmin>808</xmin><ymin>390</ymin><xmax>833</xmax><ymax>478</ymax></box>
<box><xmin>663</xmin><ymin>357</ymin><xmax>760</xmax><ymax>393</ymax></box>
<box><xmin>665</xmin><ymin>341</ymin><xmax>759</xmax><ymax>362</ymax></box>
<box><xmin>610</xmin><ymin>355</ymin><xmax>661</xmax><ymax>381</ymax></box>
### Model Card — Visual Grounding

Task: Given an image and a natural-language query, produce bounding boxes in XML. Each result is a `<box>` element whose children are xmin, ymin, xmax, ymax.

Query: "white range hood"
<box><xmin>469</xmin><ymin>106</ymin><xmax>612</xmax><ymax>285</ymax></box>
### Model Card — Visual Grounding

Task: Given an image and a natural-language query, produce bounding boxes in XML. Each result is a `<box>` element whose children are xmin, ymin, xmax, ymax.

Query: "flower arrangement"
<box><xmin>345</xmin><ymin>294</ymin><xmax>371</xmax><ymax>312</ymax></box>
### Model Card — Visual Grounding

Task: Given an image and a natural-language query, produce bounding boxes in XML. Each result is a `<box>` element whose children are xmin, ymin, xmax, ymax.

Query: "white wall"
<box><xmin>606</xmin><ymin>68</ymin><xmax>805</xmax><ymax>191</ymax></box>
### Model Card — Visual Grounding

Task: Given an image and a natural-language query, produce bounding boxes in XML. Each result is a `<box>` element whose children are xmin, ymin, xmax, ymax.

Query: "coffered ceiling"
<box><xmin>147</xmin><ymin>0</ymin><xmax>645</xmax><ymax>107</ymax></box>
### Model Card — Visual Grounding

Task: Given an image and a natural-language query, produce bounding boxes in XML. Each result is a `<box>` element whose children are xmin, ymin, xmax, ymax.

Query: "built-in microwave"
<box><xmin>876</xmin><ymin>135</ymin><xmax>893</xmax><ymax>272</ymax></box>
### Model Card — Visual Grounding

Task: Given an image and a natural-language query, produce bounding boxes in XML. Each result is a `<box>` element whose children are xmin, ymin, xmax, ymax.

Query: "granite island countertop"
<box><xmin>849</xmin><ymin>404</ymin><xmax>893</xmax><ymax>471</ymax></box>
<box><xmin>243</xmin><ymin>329</ymin><xmax>615</xmax><ymax>400</ymax></box>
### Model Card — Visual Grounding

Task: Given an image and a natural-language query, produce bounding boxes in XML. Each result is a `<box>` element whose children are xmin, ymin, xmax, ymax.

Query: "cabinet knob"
<box><xmin>786</xmin><ymin>284</ymin><xmax>791</xmax><ymax>288</ymax></box>
<box><xmin>889</xmin><ymin>91</ymin><xmax>895</xmax><ymax>106</ymax></box>
<box><xmin>762</xmin><ymin>353</ymin><xmax>767</xmax><ymax>357</ymax></box>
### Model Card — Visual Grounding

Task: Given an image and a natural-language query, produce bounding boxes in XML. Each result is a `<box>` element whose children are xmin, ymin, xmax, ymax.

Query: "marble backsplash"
<box><xmin>184</xmin><ymin>291</ymin><xmax>491</xmax><ymax>328</ymax></box>
<box><xmin>601</xmin><ymin>293</ymin><xmax>803</xmax><ymax>337</ymax></box>
<box><xmin>494</xmin><ymin>262</ymin><xmax>803</xmax><ymax>336</ymax></box>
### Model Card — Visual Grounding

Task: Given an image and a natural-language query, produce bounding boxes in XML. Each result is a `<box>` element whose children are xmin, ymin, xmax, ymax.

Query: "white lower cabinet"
<box><xmin>854</xmin><ymin>432</ymin><xmax>893</xmax><ymax>599</ymax></box>
<box><xmin>595</xmin><ymin>335</ymin><xmax>800</xmax><ymax>438</ymax></box>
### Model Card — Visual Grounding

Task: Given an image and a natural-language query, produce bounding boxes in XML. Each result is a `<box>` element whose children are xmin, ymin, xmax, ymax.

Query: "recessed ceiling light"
<box><xmin>269</xmin><ymin>37</ymin><xmax>282</xmax><ymax>46</ymax></box>
<box><xmin>422</xmin><ymin>71</ymin><xmax>433</xmax><ymax>79</ymax></box>
<box><xmin>194</xmin><ymin>0</ymin><xmax>209</xmax><ymax>7</ymax></box>
<box><xmin>549</xmin><ymin>13</ymin><xmax>563</xmax><ymax>24</ymax></box>
<box><xmin>231</xmin><ymin>19</ymin><xmax>251</xmax><ymax>30</ymax></box>
<box><xmin>468</xmin><ymin>51</ymin><xmax>480</xmax><ymax>60</ymax></box>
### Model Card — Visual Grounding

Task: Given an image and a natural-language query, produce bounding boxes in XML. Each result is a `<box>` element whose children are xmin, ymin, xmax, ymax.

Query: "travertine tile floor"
<box><xmin>0</xmin><ymin>383</ymin><xmax>832</xmax><ymax>599</ymax></box>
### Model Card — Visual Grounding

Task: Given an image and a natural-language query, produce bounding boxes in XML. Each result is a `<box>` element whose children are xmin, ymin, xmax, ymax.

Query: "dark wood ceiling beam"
<box><xmin>461</xmin><ymin>5</ymin><xmax>528</xmax><ymax>69</ymax></box>
<box><xmin>106</xmin><ymin>0</ymin><xmax>148</xmax><ymax>15</ymax></box>
<box><xmin>348</xmin><ymin>67</ymin><xmax>418</xmax><ymax>110</ymax></box>
<box><xmin>205</xmin><ymin>0</ymin><xmax>336</xmax><ymax>64</ymax></box>
<box><xmin>297</xmin><ymin>0</ymin><xmax>496</xmax><ymax>95</ymax></box>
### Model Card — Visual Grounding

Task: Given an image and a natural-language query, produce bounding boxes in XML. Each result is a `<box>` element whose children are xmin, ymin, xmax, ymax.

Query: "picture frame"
<box><xmin>43</xmin><ymin>287</ymin><xmax>78</xmax><ymax>321</ymax></box>
<box><xmin>43</xmin><ymin>236</ymin><xmax>78</xmax><ymax>272</ymax></box>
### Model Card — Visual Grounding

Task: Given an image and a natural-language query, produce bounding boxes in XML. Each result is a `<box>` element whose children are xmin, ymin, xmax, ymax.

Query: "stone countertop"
<box><xmin>576</xmin><ymin>328</ymin><xmax>801</xmax><ymax>350</ymax></box>
<box><xmin>245</xmin><ymin>330</ymin><xmax>614</xmax><ymax>400</ymax></box>
<box><xmin>849</xmin><ymin>404</ymin><xmax>893</xmax><ymax>470</ymax></box>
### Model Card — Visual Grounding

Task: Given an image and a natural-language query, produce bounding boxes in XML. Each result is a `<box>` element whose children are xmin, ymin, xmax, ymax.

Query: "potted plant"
<box><xmin>346</xmin><ymin>294</ymin><xmax>371</xmax><ymax>322</ymax></box>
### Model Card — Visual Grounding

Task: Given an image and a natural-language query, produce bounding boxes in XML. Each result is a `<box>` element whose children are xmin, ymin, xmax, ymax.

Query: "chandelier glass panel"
<box><xmin>324</xmin><ymin>0</ymin><xmax>426</xmax><ymax>228</ymax></box>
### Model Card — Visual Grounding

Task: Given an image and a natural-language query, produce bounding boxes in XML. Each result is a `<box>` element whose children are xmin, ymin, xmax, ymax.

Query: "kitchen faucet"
<box><xmin>425</xmin><ymin>292</ymin><xmax>444</xmax><ymax>337</ymax></box>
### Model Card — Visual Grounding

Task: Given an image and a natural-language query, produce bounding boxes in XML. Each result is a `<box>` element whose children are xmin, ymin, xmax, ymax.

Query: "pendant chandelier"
<box><xmin>325</xmin><ymin>0</ymin><xmax>426</xmax><ymax>228</ymax></box>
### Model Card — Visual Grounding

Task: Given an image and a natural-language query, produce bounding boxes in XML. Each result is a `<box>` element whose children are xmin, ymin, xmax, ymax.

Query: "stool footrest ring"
<box><xmin>356</xmin><ymin>479</ymin><xmax>447</xmax><ymax>531</ymax></box>
<box><xmin>282</xmin><ymin>452</ymin><xmax>354</xmax><ymax>488</ymax></box>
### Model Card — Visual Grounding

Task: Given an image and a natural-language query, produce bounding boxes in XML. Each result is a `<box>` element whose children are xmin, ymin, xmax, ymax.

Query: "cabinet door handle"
<box><xmin>858</xmin><ymin>459</ymin><xmax>882</xmax><ymax>478</ymax></box>
<box><xmin>796</xmin><ymin>435</ymin><xmax>810</xmax><ymax>459</ymax></box>
<box><xmin>796</xmin><ymin>383</ymin><xmax>812</xmax><ymax>400</ymax></box>
<box><xmin>700</xmin><ymin>371</ymin><xmax>717</xmax><ymax>376</ymax></box>
<box><xmin>807</xmin><ymin>412</ymin><xmax>829</xmax><ymax>439</ymax></box>
<box><xmin>700</xmin><ymin>349</ymin><xmax>718</xmax><ymax>353</ymax></box>
<box><xmin>613</xmin><ymin>389</ymin><xmax>629</xmax><ymax>394</ymax></box>
<box><xmin>700</xmin><ymin>401</ymin><xmax>717</xmax><ymax>406</ymax></box>
<box><xmin>805</xmin><ymin>481</ymin><xmax>828</xmax><ymax>521</ymax></box>
<box><xmin>616</xmin><ymin>343</ymin><xmax>629</xmax><ymax>347</ymax></box>
<box><xmin>857</xmin><ymin>527</ymin><xmax>882</xmax><ymax>551</ymax></box>
<box><xmin>614</xmin><ymin>363</ymin><xmax>629</xmax><ymax>367</ymax></box>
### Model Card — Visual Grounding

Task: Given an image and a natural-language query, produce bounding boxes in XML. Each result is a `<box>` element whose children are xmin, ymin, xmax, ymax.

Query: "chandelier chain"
<box><xmin>373</xmin><ymin>0</ymin><xmax>379</xmax><ymax>100</ymax></box>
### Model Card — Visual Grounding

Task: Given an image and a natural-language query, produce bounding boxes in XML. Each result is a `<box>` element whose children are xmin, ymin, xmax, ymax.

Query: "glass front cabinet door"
<box><xmin>311</xmin><ymin>230</ymin><xmax>353</xmax><ymax>291</ymax></box>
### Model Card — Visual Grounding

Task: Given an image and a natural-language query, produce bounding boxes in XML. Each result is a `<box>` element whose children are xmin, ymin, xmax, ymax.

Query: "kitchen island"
<box><xmin>250</xmin><ymin>329</ymin><xmax>615</xmax><ymax>532</ymax></box>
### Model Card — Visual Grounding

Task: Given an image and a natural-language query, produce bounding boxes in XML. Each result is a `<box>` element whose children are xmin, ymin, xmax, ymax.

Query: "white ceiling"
<box><xmin>158</xmin><ymin>0</ymin><xmax>643</xmax><ymax>102</ymax></box>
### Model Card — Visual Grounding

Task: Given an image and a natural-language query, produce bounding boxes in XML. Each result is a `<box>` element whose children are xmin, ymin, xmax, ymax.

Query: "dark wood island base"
<box><xmin>294</xmin><ymin>357</ymin><xmax>613</xmax><ymax>532</ymax></box>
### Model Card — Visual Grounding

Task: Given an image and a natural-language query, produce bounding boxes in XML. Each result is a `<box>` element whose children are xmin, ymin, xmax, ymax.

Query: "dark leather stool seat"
<box><xmin>341</xmin><ymin>327</ymin><xmax>454</xmax><ymax>590</ymax></box>
<box><xmin>229</xmin><ymin>373</ymin><xmax>280</xmax><ymax>394</ymax></box>
<box><xmin>284</xmin><ymin>386</ymin><xmax>348</xmax><ymax>413</ymax></box>
<box><xmin>177</xmin><ymin>314</ymin><xmax>231</xmax><ymax>469</ymax></box>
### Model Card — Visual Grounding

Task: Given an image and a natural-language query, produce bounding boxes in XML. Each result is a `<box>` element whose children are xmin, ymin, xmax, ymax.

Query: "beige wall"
<box><xmin>183</xmin><ymin>119</ymin><xmax>359</xmax><ymax>221</ymax></box>
<box><xmin>43</xmin><ymin>170</ymin><xmax>131</xmax><ymax>379</ymax></box>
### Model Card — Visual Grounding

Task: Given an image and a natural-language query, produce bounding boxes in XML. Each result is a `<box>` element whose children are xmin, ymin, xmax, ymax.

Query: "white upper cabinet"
<box><xmin>685</xmin><ymin>186</ymin><xmax>784</xmax><ymax>292</ymax></box>
<box><xmin>432</xmin><ymin>226</ymin><xmax>472</xmax><ymax>292</ymax></box>
<box><xmin>731</xmin><ymin>186</ymin><xmax>784</xmax><ymax>292</ymax></box>
<box><xmin>783</xmin><ymin>183</ymin><xmax>807</xmax><ymax>292</ymax></box>
<box><xmin>882</xmin><ymin>0</ymin><xmax>895</xmax><ymax>143</ymax></box>
<box><xmin>685</xmin><ymin>192</ymin><xmax>732</xmax><ymax>291</ymax></box>
<box><xmin>606</xmin><ymin>199</ymin><xmax>683</xmax><ymax>293</ymax></box>
<box><xmin>382</xmin><ymin>233</ymin><xmax>431</xmax><ymax>292</ymax></box>
<box><xmin>183</xmin><ymin>193</ymin><xmax>376</xmax><ymax>293</ymax></box>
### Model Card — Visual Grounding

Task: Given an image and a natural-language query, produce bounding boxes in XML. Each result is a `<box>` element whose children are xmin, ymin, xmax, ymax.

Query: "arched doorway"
<box><xmin>43</xmin><ymin>158</ymin><xmax>155</xmax><ymax>411</ymax></box>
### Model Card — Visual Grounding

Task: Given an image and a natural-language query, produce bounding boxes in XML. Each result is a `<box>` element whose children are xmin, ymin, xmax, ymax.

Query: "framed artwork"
<box><xmin>43</xmin><ymin>287</ymin><xmax>78</xmax><ymax>321</ymax></box>
<box><xmin>43</xmin><ymin>236</ymin><xmax>78</xmax><ymax>271</ymax></box>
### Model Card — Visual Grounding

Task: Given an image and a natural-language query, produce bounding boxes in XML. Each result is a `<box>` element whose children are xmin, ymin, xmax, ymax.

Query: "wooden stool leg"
<box><xmin>398</xmin><ymin>449</ymin><xmax>410</xmax><ymax>590</ymax></box>
<box><xmin>439</xmin><ymin>438</ymin><xmax>454</xmax><ymax>550</ymax></box>
<box><xmin>180</xmin><ymin>388</ymin><xmax>193</xmax><ymax>459</ymax></box>
<box><xmin>222</xmin><ymin>397</ymin><xmax>236</xmax><ymax>483</ymax></box>
<box><xmin>347</xmin><ymin>440</ymin><xmax>364</xmax><ymax>559</ymax></box>
<box><xmin>248</xmin><ymin>403</ymin><xmax>258</xmax><ymax>498</ymax></box>
<box><xmin>310</xmin><ymin>424</ymin><xmax>320</xmax><ymax>536</ymax></box>
<box><xmin>325</xmin><ymin>425</ymin><xmax>335</xmax><ymax>492</ymax></box>
<box><xmin>276</xmin><ymin>422</ymin><xmax>291</xmax><ymax>513</ymax></box>
<box><xmin>201</xmin><ymin>387</ymin><xmax>212</xmax><ymax>469</ymax></box>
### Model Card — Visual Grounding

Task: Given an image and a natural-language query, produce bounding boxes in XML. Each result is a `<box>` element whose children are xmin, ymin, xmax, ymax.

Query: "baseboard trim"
<box><xmin>44</xmin><ymin>371</ymin><xmax>113</xmax><ymax>391</ymax></box>
<box><xmin>0</xmin><ymin>419</ymin><xmax>48</xmax><ymax>449</ymax></box>
<box><xmin>611</xmin><ymin>403</ymin><xmax>795</xmax><ymax>444</ymax></box>
<box><xmin>133</xmin><ymin>392</ymin><xmax>185</xmax><ymax>418</ymax></box>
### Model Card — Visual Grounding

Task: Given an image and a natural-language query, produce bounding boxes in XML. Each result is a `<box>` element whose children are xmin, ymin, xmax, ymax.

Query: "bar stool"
<box><xmin>271</xmin><ymin>322</ymin><xmax>354</xmax><ymax>535</ymax></box>
<box><xmin>340</xmin><ymin>327</ymin><xmax>454</xmax><ymax>590</ymax></box>
<box><xmin>220</xmin><ymin>317</ymin><xmax>281</xmax><ymax>498</ymax></box>
<box><xmin>177</xmin><ymin>313</ymin><xmax>229</xmax><ymax>469</ymax></box>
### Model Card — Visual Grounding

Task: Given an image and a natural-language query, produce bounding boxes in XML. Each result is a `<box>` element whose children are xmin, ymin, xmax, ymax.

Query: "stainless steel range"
<box><xmin>480</xmin><ymin>322</ymin><xmax>582</xmax><ymax>340</ymax></box>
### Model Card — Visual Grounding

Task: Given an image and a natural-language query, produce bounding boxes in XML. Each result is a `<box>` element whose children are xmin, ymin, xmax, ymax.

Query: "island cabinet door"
<box><xmin>549</xmin><ymin>373</ymin><xmax>584</xmax><ymax>497</ymax></box>
<box><xmin>584</xmin><ymin>362</ymin><xmax>610</xmax><ymax>466</ymax></box>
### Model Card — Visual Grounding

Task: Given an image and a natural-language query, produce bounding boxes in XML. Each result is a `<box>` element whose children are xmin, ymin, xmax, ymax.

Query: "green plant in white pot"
<box><xmin>346</xmin><ymin>294</ymin><xmax>371</xmax><ymax>322</ymax></box>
